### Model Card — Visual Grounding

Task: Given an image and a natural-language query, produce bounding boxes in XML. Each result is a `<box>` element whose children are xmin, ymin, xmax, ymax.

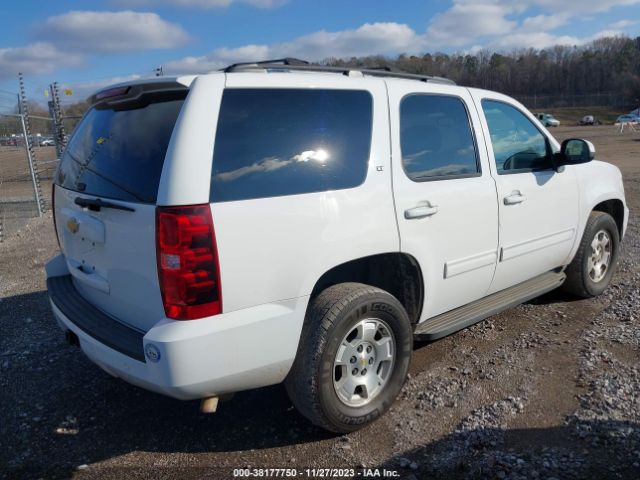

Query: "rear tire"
<box><xmin>285</xmin><ymin>283</ymin><xmax>412</xmax><ymax>433</ymax></box>
<box><xmin>563</xmin><ymin>211</ymin><xmax>619</xmax><ymax>298</ymax></box>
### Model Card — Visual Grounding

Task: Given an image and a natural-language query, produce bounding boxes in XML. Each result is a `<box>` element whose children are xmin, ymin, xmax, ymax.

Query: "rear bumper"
<box><xmin>46</xmin><ymin>255</ymin><xmax>309</xmax><ymax>400</ymax></box>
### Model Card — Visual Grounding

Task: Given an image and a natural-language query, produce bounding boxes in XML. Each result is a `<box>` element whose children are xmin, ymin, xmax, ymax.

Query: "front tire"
<box><xmin>285</xmin><ymin>283</ymin><xmax>412</xmax><ymax>433</ymax></box>
<box><xmin>563</xmin><ymin>211</ymin><xmax>620</xmax><ymax>298</ymax></box>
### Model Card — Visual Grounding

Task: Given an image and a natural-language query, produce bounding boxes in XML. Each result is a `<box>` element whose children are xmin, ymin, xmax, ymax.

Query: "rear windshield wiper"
<box><xmin>74</xmin><ymin>197</ymin><xmax>135</xmax><ymax>212</ymax></box>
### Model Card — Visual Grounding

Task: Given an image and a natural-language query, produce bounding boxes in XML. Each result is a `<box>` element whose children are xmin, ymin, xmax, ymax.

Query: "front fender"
<box><xmin>567</xmin><ymin>160</ymin><xmax>628</xmax><ymax>262</ymax></box>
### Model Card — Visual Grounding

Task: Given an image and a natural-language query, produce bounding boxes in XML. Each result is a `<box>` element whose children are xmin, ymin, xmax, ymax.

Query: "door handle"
<box><xmin>504</xmin><ymin>191</ymin><xmax>526</xmax><ymax>205</ymax></box>
<box><xmin>405</xmin><ymin>202</ymin><xmax>438</xmax><ymax>219</ymax></box>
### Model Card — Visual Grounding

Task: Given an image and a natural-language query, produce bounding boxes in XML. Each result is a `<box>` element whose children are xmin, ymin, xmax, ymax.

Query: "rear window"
<box><xmin>55</xmin><ymin>91</ymin><xmax>186</xmax><ymax>203</ymax></box>
<box><xmin>210</xmin><ymin>88</ymin><xmax>372</xmax><ymax>202</ymax></box>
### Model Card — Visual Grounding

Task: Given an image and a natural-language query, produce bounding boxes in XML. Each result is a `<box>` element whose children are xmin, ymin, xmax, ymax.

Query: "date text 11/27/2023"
<box><xmin>232</xmin><ymin>467</ymin><xmax>401</xmax><ymax>478</ymax></box>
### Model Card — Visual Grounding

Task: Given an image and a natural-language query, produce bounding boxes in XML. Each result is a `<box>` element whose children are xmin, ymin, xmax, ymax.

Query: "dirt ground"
<box><xmin>0</xmin><ymin>125</ymin><xmax>638</xmax><ymax>479</ymax></box>
<box><xmin>0</xmin><ymin>146</ymin><xmax>58</xmax><ymax>240</ymax></box>
<box><xmin>0</xmin><ymin>146</ymin><xmax>58</xmax><ymax>197</ymax></box>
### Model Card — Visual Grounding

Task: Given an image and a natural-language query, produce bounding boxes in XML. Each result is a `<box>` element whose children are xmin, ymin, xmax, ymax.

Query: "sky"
<box><xmin>1</xmin><ymin>0</ymin><xmax>639</xmax><ymax>105</ymax></box>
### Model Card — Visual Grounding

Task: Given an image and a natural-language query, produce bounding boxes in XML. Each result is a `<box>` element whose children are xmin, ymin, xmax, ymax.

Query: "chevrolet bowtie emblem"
<box><xmin>67</xmin><ymin>217</ymin><xmax>80</xmax><ymax>234</ymax></box>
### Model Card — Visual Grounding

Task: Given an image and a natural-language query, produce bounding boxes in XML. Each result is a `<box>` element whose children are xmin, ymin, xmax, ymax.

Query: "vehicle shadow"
<box><xmin>374</xmin><ymin>420</ymin><xmax>640</xmax><ymax>479</ymax></box>
<box><xmin>1</xmin><ymin>290</ymin><xmax>333</xmax><ymax>480</ymax></box>
<box><xmin>525</xmin><ymin>286</ymin><xmax>584</xmax><ymax>305</ymax></box>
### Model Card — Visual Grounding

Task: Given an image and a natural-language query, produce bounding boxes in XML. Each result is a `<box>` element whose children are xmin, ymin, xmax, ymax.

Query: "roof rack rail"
<box><xmin>222</xmin><ymin>58</ymin><xmax>456</xmax><ymax>85</ymax></box>
<box><xmin>222</xmin><ymin>57</ymin><xmax>310</xmax><ymax>72</ymax></box>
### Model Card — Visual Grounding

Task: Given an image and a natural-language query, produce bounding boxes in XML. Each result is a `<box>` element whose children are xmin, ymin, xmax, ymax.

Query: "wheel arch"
<box><xmin>309</xmin><ymin>253</ymin><xmax>424</xmax><ymax>324</ymax></box>
<box><xmin>592</xmin><ymin>198</ymin><xmax>625</xmax><ymax>238</ymax></box>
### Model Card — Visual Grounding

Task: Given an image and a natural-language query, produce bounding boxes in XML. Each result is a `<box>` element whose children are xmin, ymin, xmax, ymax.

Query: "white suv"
<box><xmin>46</xmin><ymin>59</ymin><xmax>628</xmax><ymax>433</ymax></box>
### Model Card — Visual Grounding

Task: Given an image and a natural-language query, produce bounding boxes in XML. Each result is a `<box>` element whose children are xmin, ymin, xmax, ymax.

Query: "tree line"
<box><xmin>326</xmin><ymin>36</ymin><xmax>640</xmax><ymax>107</ymax></box>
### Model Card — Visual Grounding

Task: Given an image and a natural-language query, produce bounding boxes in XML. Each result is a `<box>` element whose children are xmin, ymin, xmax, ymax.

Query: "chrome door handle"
<box><xmin>504</xmin><ymin>191</ymin><xmax>526</xmax><ymax>205</ymax></box>
<box><xmin>404</xmin><ymin>203</ymin><xmax>438</xmax><ymax>219</ymax></box>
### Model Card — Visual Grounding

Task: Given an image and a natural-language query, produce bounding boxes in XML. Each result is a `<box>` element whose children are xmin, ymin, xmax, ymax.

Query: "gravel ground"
<box><xmin>0</xmin><ymin>125</ymin><xmax>638</xmax><ymax>479</ymax></box>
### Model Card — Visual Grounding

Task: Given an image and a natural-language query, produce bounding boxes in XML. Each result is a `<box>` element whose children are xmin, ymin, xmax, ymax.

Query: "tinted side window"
<box><xmin>210</xmin><ymin>89</ymin><xmax>372</xmax><ymax>202</ymax></box>
<box><xmin>400</xmin><ymin>95</ymin><xmax>479</xmax><ymax>181</ymax></box>
<box><xmin>56</xmin><ymin>93</ymin><xmax>185</xmax><ymax>203</ymax></box>
<box><xmin>481</xmin><ymin>100</ymin><xmax>552</xmax><ymax>173</ymax></box>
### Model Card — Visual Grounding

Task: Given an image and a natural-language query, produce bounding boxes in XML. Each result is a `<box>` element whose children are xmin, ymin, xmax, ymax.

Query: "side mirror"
<box><xmin>560</xmin><ymin>138</ymin><xmax>595</xmax><ymax>165</ymax></box>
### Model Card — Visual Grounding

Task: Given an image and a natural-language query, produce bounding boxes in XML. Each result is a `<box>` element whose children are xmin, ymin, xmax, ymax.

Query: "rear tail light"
<box><xmin>156</xmin><ymin>205</ymin><xmax>222</xmax><ymax>320</ymax></box>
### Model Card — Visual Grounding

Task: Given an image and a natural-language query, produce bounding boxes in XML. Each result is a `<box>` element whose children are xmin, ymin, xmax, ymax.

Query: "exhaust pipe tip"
<box><xmin>200</xmin><ymin>396</ymin><xmax>219</xmax><ymax>414</ymax></box>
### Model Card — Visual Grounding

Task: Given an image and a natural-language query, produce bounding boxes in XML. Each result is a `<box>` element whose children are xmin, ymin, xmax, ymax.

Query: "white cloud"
<box><xmin>113</xmin><ymin>0</ymin><xmax>286</xmax><ymax>8</ymax></box>
<box><xmin>466</xmin><ymin>44</ymin><xmax>485</xmax><ymax>55</ymax></box>
<box><xmin>421</xmin><ymin>0</ymin><xmax>640</xmax><ymax>50</ymax></box>
<box><xmin>585</xmin><ymin>28</ymin><xmax>629</xmax><ymax>41</ymax></box>
<box><xmin>0</xmin><ymin>43</ymin><xmax>83</xmax><ymax>81</ymax></box>
<box><xmin>167</xmin><ymin>44</ymin><xmax>271</xmax><ymax>72</ymax></box>
<box><xmin>489</xmin><ymin>27</ymin><xmax>632</xmax><ymax>51</ymax></box>
<box><xmin>520</xmin><ymin>13</ymin><xmax>570</xmax><ymax>32</ymax></box>
<box><xmin>423</xmin><ymin>0</ymin><xmax>639</xmax><ymax>51</ymax></box>
<box><xmin>608</xmin><ymin>19</ymin><xmax>638</xmax><ymax>29</ymax></box>
<box><xmin>492</xmin><ymin>32</ymin><xmax>580</xmax><ymax>50</ymax></box>
<box><xmin>165</xmin><ymin>22</ymin><xmax>423</xmax><ymax>73</ymax></box>
<box><xmin>424</xmin><ymin>2</ymin><xmax>517</xmax><ymax>48</ymax></box>
<box><xmin>36</xmin><ymin>11</ymin><xmax>190</xmax><ymax>53</ymax></box>
<box><xmin>524</xmin><ymin>0</ymin><xmax>640</xmax><ymax>14</ymax></box>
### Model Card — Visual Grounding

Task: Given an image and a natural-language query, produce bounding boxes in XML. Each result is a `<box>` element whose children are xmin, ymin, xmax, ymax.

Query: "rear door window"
<box><xmin>210</xmin><ymin>88</ymin><xmax>373</xmax><ymax>202</ymax></box>
<box><xmin>56</xmin><ymin>91</ymin><xmax>186</xmax><ymax>203</ymax></box>
<box><xmin>400</xmin><ymin>94</ymin><xmax>479</xmax><ymax>181</ymax></box>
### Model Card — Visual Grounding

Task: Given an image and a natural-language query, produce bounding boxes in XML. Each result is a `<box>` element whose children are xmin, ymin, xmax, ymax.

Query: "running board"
<box><xmin>414</xmin><ymin>271</ymin><xmax>566</xmax><ymax>341</ymax></box>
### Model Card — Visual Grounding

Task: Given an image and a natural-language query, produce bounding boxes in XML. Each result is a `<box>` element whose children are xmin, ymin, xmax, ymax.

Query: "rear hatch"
<box><xmin>54</xmin><ymin>83</ymin><xmax>188</xmax><ymax>332</ymax></box>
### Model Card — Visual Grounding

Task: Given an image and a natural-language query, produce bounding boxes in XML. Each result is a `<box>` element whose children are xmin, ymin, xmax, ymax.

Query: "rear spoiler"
<box><xmin>89</xmin><ymin>81</ymin><xmax>189</xmax><ymax>108</ymax></box>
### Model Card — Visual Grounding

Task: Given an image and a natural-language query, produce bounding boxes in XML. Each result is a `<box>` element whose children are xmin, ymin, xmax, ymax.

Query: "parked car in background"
<box><xmin>615</xmin><ymin>114</ymin><xmax>640</xmax><ymax>124</ymax></box>
<box><xmin>39</xmin><ymin>137</ymin><xmax>55</xmax><ymax>147</ymax></box>
<box><xmin>0</xmin><ymin>136</ymin><xmax>18</xmax><ymax>146</ymax></box>
<box><xmin>536</xmin><ymin>113</ymin><xmax>560</xmax><ymax>127</ymax></box>
<box><xmin>577</xmin><ymin>115</ymin><xmax>601</xmax><ymax>126</ymax></box>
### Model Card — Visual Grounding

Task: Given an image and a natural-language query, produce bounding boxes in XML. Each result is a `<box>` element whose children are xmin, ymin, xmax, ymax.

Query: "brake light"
<box><xmin>95</xmin><ymin>86</ymin><xmax>130</xmax><ymax>101</ymax></box>
<box><xmin>156</xmin><ymin>205</ymin><xmax>222</xmax><ymax>320</ymax></box>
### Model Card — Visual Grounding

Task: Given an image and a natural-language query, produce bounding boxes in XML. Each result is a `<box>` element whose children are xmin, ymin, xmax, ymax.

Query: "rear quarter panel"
<box><xmin>163</xmin><ymin>72</ymin><xmax>399</xmax><ymax>313</ymax></box>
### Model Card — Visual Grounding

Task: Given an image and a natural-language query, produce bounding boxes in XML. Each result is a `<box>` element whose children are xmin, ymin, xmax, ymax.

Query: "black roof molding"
<box><xmin>222</xmin><ymin>58</ymin><xmax>456</xmax><ymax>85</ymax></box>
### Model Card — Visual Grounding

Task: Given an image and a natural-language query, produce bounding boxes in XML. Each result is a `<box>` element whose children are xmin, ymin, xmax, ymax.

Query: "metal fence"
<box><xmin>0</xmin><ymin>113</ymin><xmax>58</xmax><ymax>241</ymax></box>
<box><xmin>0</xmin><ymin>75</ymin><xmax>69</xmax><ymax>242</ymax></box>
